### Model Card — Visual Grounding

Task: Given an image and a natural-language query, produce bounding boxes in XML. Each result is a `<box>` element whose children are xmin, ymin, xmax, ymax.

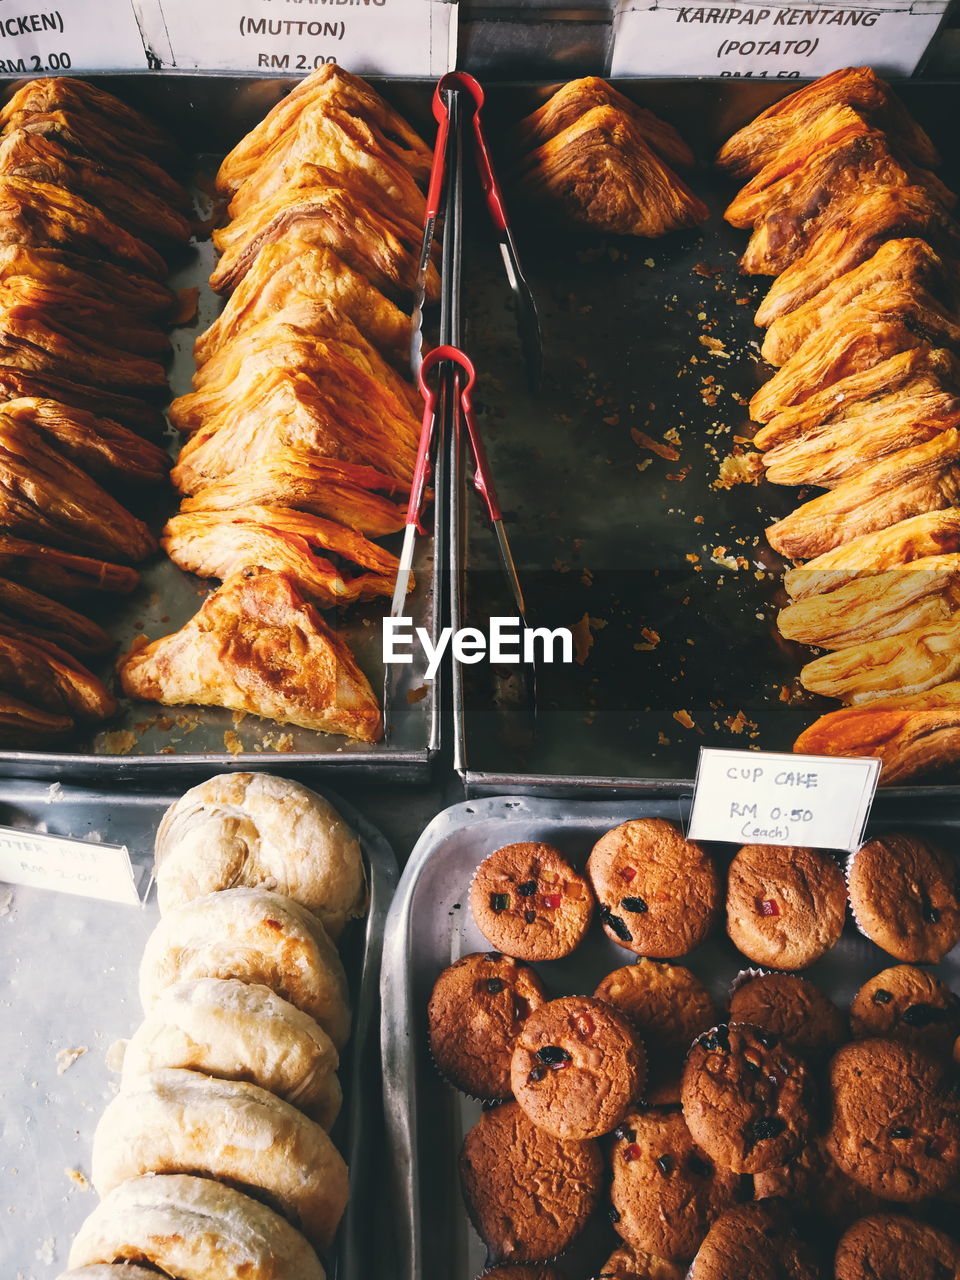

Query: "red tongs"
<box><xmin>410</xmin><ymin>73</ymin><xmax>542</xmax><ymax>392</ymax></box>
<box><xmin>389</xmin><ymin>345</ymin><xmax>526</xmax><ymax>624</ymax></box>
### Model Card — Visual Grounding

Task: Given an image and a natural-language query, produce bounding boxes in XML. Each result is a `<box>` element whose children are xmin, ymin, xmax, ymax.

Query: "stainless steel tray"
<box><xmin>381</xmin><ymin>793</ymin><xmax>960</xmax><ymax>1279</ymax></box>
<box><xmin>450</xmin><ymin>79</ymin><xmax>960</xmax><ymax>797</ymax></box>
<box><xmin>0</xmin><ymin>73</ymin><xmax>442</xmax><ymax>782</ymax></box>
<box><xmin>0</xmin><ymin>777</ymin><xmax>398</xmax><ymax>1278</ymax></box>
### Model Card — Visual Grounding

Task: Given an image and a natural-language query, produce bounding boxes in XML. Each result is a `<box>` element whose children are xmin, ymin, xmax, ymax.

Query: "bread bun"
<box><xmin>120</xmin><ymin>977</ymin><xmax>341</xmax><ymax>1127</ymax></box>
<box><xmin>154</xmin><ymin>774</ymin><xmax>366</xmax><ymax>937</ymax></box>
<box><xmin>138</xmin><ymin>888</ymin><xmax>350</xmax><ymax>1048</ymax></box>
<box><xmin>56</xmin><ymin>1268</ymin><xmax>162</xmax><ymax>1279</ymax></box>
<box><xmin>91</xmin><ymin>1069</ymin><xmax>348</xmax><ymax>1252</ymax></box>
<box><xmin>68</xmin><ymin>1173</ymin><xmax>325</xmax><ymax>1279</ymax></box>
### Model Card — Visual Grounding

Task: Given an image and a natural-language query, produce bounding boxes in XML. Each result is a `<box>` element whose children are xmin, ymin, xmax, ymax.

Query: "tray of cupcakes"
<box><xmin>381</xmin><ymin>794</ymin><xmax>960</xmax><ymax>1280</ymax></box>
<box><xmin>1</xmin><ymin>772</ymin><xmax>397</xmax><ymax>1280</ymax></box>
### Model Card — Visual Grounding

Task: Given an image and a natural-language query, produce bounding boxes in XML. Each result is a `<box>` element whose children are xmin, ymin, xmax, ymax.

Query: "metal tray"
<box><xmin>450</xmin><ymin>79</ymin><xmax>960</xmax><ymax>797</ymax></box>
<box><xmin>0</xmin><ymin>73</ymin><xmax>442</xmax><ymax>782</ymax></box>
<box><xmin>382</xmin><ymin>793</ymin><xmax>960</xmax><ymax>1280</ymax></box>
<box><xmin>0</xmin><ymin>777</ymin><xmax>398</xmax><ymax>1278</ymax></box>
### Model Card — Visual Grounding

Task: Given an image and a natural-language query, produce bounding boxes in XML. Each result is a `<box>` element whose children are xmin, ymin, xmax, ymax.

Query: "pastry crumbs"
<box><xmin>223</xmin><ymin>730</ymin><xmax>244</xmax><ymax>756</ymax></box>
<box><xmin>673</xmin><ymin>709</ymin><xmax>696</xmax><ymax>729</ymax></box>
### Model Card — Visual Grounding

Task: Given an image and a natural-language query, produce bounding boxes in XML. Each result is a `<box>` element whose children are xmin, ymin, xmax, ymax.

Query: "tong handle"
<box><xmin>420</xmin><ymin>344</ymin><xmax>503</xmax><ymax>525</ymax></box>
<box><xmin>436</xmin><ymin>71</ymin><xmax>508</xmax><ymax>235</ymax></box>
<box><xmin>407</xmin><ymin>355</ymin><xmax>443</xmax><ymax>536</ymax></box>
<box><xmin>425</xmin><ymin>82</ymin><xmax>454</xmax><ymax>220</ymax></box>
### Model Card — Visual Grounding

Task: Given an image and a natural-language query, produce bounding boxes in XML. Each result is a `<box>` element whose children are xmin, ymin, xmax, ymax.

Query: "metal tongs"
<box><xmin>411</xmin><ymin>72</ymin><xmax>542</xmax><ymax>392</ymax></box>
<box><xmin>389</xmin><ymin>344</ymin><xmax>527</xmax><ymax>625</ymax></box>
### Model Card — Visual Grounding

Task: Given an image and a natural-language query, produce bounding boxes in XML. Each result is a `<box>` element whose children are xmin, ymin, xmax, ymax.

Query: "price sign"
<box><xmin>687</xmin><ymin>747</ymin><xmax>881</xmax><ymax>852</ymax></box>
<box><xmin>0</xmin><ymin>0</ymin><xmax>150</xmax><ymax>74</ymax></box>
<box><xmin>0</xmin><ymin>824</ymin><xmax>143</xmax><ymax>905</ymax></box>
<box><xmin>610</xmin><ymin>0</ymin><xmax>950</xmax><ymax>79</ymax></box>
<box><xmin>135</xmin><ymin>0</ymin><xmax>456</xmax><ymax>77</ymax></box>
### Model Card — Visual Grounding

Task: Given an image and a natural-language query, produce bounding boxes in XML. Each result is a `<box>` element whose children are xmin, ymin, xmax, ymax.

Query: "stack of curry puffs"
<box><xmin>514</xmin><ymin>76</ymin><xmax>707</xmax><ymax>237</ymax></box>
<box><xmin>721</xmin><ymin>67</ymin><xmax>960</xmax><ymax>782</ymax></box>
<box><xmin>0</xmin><ymin>77</ymin><xmax>185</xmax><ymax>745</ymax></box>
<box><xmin>120</xmin><ymin>67</ymin><xmax>436</xmax><ymax>744</ymax></box>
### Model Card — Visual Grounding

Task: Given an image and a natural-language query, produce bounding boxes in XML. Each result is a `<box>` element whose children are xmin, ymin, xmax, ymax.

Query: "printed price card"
<box><xmin>136</xmin><ymin>0</ymin><xmax>456</xmax><ymax>76</ymax></box>
<box><xmin>610</xmin><ymin>0</ymin><xmax>949</xmax><ymax>79</ymax></box>
<box><xmin>0</xmin><ymin>0</ymin><xmax>150</xmax><ymax>73</ymax></box>
<box><xmin>687</xmin><ymin>748</ymin><xmax>881</xmax><ymax>852</ymax></box>
<box><xmin>0</xmin><ymin>824</ymin><xmax>142</xmax><ymax>905</ymax></box>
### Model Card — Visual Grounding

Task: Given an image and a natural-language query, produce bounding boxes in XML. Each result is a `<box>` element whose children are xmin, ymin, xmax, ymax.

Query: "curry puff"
<box><xmin>800</xmin><ymin>616</ymin><xmax>960</xmax><ymax>705</ymax></box>
<box><xmin>716</xmin><ymin>66</ymin><xmax>939</xmax><ymax>178</ymax></box>
<box><xmin>749</xmin><ymin>293</ymin><xmax>960</xmax><ymax>424</ymax></box>
<box><xmin>778</xmin><ymin>555</ymin><xmax>960</xmax><ymax>650</ymax></box>
<box><xmin>194</xmin><ymin>244</ymin><xmax>409</xmax><ymax>369</ymax></box>
<box><xmin>0</xmin><ymin>364</ymin><xmax>166</xmax><ymax>439</ymax></box>
<box><xmin>161</xmin><ymin>507</ymin><xmax>404</xmax><ymax>609</ymax></box>
<box><xmin>119</xmin><ymin>567</ymin><xmax>383</xmax><ymax>744</ymax></box>
<box><xmin>181</xmin><ymin>449</ymin><xmax>405</xmax><ymax>540</ymax></box>
<box><xmin>0</xmin><ymin>573</ymin><xmax>111</xmax><ymax>657</ymax></box>
<box><xmin>753</xmin><ymin>185</ymin><xmax>960</xmax><ymax>326</ymax></box>
<box><xmin>514</xmin><ymin>105</ymin><xmax>707</xmax><ymax>238</ymax></box>
<box><xmin>793</xmin><ymin>681</ymin><xmax>960</xmax><ymax>783</ymax></box>
<box><xmin>783</xmin><ymin>511</ymin><xmax>960</xmax><ymax>603</ymax></box>
<box><xmin>767</xmin><ymin>430</ymin><xmax>960</xmax><ymax>561</ymax></box>
<box><xmin>0</xmin><ymin>533</ymin><xmax>138</xmax><ymax>599</ymax></box>
<box><xmin>0</xmin><ymin>419</ymin><xmax>155</xmax><ymax>562</ymax></box>
<box><xmin>0</xmin><ymin>627</ymin><xmax>115</xmax><ymax>721</ymax></box>
<box><xmin>215</xmin><ymin>64</ymin><xmax>431</xmax><ymax>195</ymax></box>
<box><xmin>209</xmin><ymin>164</ymin><xmax>438</xmax><ymax>301</ymax></box>
<box><xmin>514</xmin><ymin>77</ymin><xmax>695</xmax><ymax>170</ymax></box>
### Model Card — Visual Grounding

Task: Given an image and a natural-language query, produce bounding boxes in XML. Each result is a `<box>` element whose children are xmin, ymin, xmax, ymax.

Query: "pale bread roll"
<box><xmin>119</xmin><ymin>977</ymin><xmax>341</xmax><ymax>1128</ymax></box>
<box><xmin>91</xmin><ymin>1068</ymin><xmax>348</xmax><ymax>1252</ymax></box>
<box><xmin>57</xmin><ymin>1269</ymin><xmax>161</xmax><ymax>1279</ymax></box>
<box><xmin>154</xmin><ymin>773</ymin><xmax>366</xmax><ymax>936</ymax></box>
<box><xmin>68</xmin><ymin>1173</ymin><xmax>325</xmax><ymax>1279</ymax></box>
<box><xmin>138</xmin><ymin>888</ymin><xmax>350</xmax><ymax>1048</ymax></box>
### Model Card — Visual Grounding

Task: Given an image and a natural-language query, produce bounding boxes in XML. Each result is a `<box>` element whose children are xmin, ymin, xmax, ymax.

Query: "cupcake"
<box><xmin>609</xmin><ymin>1107</ymin><xmax>740</xmax><ymax>1262</ymax></box>
<box><xmin>595</xmin><ymin>1243</ymin><xmax>684</xmax><ymax>1280</ymax></box>
<box><xmin>688</xmin><ymin>1202</ymin><xmax>821</xmax><ymax>1280</ymax></box>
<box><xmin>680</xmin><ymin>1023</ymin><xmax>815</xmax><ymax>1174</ymax></box>
<box><xmin>847</xmin><ymin>833</ymin><xmax>960</xmax><ymax>963</ymax></box>
<box><xmin>728</xmin><ymin>972</ymin><xmax>846</xmax><ymax>1062</ymax></box>
<box><xmin>479</xmin><ymin>1268</ymin><xmax>563</xmax><ymax>1280</ymax></box>
<box><xmin>826</xmin><ymin>1037</ymin><xmax>960</xmax><ymax>1201</ymax></box>
<box><xmin>428</xmin><ymin>952</ymin><xmax>547</xmax><ymax>1100</ymax></box>
<box><xmin>595</xmin><ymin>959</ymin><xmax>717</xmax><ymax>1091</ymax></box>
<box><xmin>460</xmin><ymin>1100</ymin><xmax>602</xmax><ymax>1263</ymax></box>
<box><xmin>752</xmin><ymin>1136</ymin><xmax>884</xmax><ymax>1233</ymax></box>
<box><xmin>725</xmin><ymin>844</ymin><xmax>846</xmax><ymax>970</ymax></box>
<box><xmin>510</xmin><ymin>995</ymin><xmax>646</xmax><ymax>1140</ymax></box>
<box><xmin>587</xmin><ymin>819</ymin><xmax>721</xmax><ymax>958</ymax></box>
<box><xmin>470</xmin><ymin>843</ymin><xmax>594</xmax><ymax>961</ymax></box>
<box><xmin>834</xmin><ymin>1213</ymin><xmax>960</xmax><ymax>1280</ymax></box>
<box><xmin>849</xmin><ymin>964</ymin><xmax>960</xmax><ymax>1058</ymax></box>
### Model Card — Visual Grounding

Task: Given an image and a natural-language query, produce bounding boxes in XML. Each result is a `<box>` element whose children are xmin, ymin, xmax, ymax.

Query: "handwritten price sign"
<box><xmin>0</xmin><ymin>825</ymin><xmax>142</xmax><ymax>905</ymax></box>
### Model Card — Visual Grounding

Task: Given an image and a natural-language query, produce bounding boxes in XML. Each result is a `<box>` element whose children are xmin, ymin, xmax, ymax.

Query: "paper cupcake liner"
<box><xmin>844</xmin><ymin>847</ymin><xmax>874</xmax><ymax>947</ymax></box>
<box><xmin>727</xmin><ymin>966</ymin><xmax>774</xmax><ymax>1001</ymax></box>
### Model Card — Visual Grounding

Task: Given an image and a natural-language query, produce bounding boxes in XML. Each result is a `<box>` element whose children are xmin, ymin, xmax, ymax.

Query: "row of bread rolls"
<box><xmin>58</xmin><ymin>773</ymin><xmax>367</xmax><ymax>1280</ymax></box>
<box><xmin>512</xmin><ymin>76</ymin><xmax>708</xmax><ymax>237</ymax></box>
<box><xmin>718</xmin><ymin>67</ymin><xmax>960</xmax><ymax>783</ymax></box>
<box><xmin>119</xmin><ymin>66</ymin><xmax>441</xmax><ymax>744</ymax></box>
<box><xmin>0</xmin><ymin>78</ymin><xmax>190</xmax><ymax>746</ymax></box>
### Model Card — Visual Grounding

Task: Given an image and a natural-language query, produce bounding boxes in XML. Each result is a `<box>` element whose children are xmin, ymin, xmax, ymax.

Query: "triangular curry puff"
<box><xmin>514</xmin><ymin>105</ymin><xmax>708</xmax><ymax>238</ymax></box>
<box><xmin>119</xmin><ymin>567</ymin><xmax>383</xmax><ymax>743</ymax></box>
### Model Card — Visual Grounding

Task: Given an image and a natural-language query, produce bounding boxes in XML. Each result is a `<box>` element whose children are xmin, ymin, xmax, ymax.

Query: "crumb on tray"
<box><xmin>56</xmin><ymin>1046</ymin><xmax>87</xmax><ymax>1074</ymax></box>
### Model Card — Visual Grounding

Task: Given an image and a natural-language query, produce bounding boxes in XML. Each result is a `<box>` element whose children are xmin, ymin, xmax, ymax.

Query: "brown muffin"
<box><xmin>610</xmin><ymin>1108</ymin><xmax>741</xmax><ymax>1262</ymax></box>
<box><xmin>460</xmin><ymin>1100</ymin><xmax>603</xmax><ymax>1263</ymax></box>
<box><xmin>826</xmin><ymin>1037</ymin><xmax>960</xmax><ymax>1202</ymax></box>
<box><xmin>428</xmin><ymin>952</ymin><xmax>547</xmax><ymax>1100</ymax></box>
<box><xmin>850</xmin><ymin>965</ymin><xmax>960</xmax><ymax>1058</ymax></box>
<box><xmin>479</xmin><ymin>1269</ymin><xmax>564</xmax><ymax>1280</ymax></box>
<box><xmin>847</xmin><ymin>833</ymin><xmax>960</xmax><ymax>963</ymax></box>
<box><xmin>587</xmin><ymin>819</ymin><xmax>721</xmax><ymax>958</ymax></box>
<box><xmin>687</xmin><ymin>1202</ymin><xmax>822</xmax><ymax>1280</ymax></box>
<box><xmin>681</xmin><ymin>1023</ymin><xmax>815</xmax><ymax>1174</ymax></box>
<box><xmin>595</xmin><ymin>959</ymin><xmax>717</xmax><ymax>1090</ymax></box>
<box><xmin>752</xmin><ymin>1137</ymin><xmax>885</xmax><ymax>1232</ymax></box>
<box><xmin>470</xmin><ymin>842</ymin><xmax>594</xmax><ymax>961</ymax></box>
<box><xmin>834</xmin><ymin>1212</ymin><xmax>960</xmax><ymax>1280</ymax></box>
<box><xmin>596</xmin><ymin>1244</ymin><xmax>685</xmax><ymax>1279</ymax></box>
<box><xmin>725</xmin><ymin>844</ymin><xmax>846</xmax><ymax>969</ymax></box>
<box><xmin>511</xmin><ymin>995</ymin><xmax>646</xmax><ymax>1140</ymax></box>
<box><xmin>728</xmin><ymin>972</ymin><xmax>846</xmax><ymax>1061</ymax></box>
